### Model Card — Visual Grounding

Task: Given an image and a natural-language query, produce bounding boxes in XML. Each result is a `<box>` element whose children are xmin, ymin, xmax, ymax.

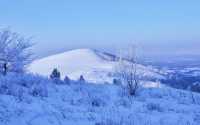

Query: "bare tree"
<box><xmin>0</xmin><ymin>29</ymin><xmax>33</xmax><ymax>75</ymax></box>
<box><xmin>115</xmin><ymin>44</ymin><xmax>139</xmax><ymax>96</ymax></box>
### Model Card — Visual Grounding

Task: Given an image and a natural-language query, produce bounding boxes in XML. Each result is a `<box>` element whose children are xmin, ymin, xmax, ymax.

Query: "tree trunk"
<box><xmin>3</xmin><ymin>62</ymin><xmax>7</xmax><ymax>76</ymax></box>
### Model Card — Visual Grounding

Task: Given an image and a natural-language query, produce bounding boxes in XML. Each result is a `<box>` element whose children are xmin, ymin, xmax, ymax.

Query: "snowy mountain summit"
<box><xmin>29</xmin><ymin>48</ymin><xmax>164</xmax><ymax>83</ymax></box>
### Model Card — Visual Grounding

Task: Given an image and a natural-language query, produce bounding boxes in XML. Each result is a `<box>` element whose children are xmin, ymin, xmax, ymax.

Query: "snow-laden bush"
<box><xmin>191</xmin><ymin>82</ymin><xmax>200</xmax><ymax>93</ymax></box>
<box><xmin>114</xmin><ymin>45</ymin><xmax>140</xmax><ymax>96</ymax></box>
<box><xmin>96</xmin><ymin>109</ymin><xmax>154</xmax><ymax>125</ymax></box>
<box><xmin>51</xmin><ymin>78</ymin><xmax>64</xmax><ymax>85</ymax></box>
<box><xmin>0</xmin><ymin>73</ymin><xmax>50</xmax><ymax>88</ymax></box>
<box><xmin>117</xmin><ymin>85</ymin><xmax>134</xmax><ymax>98</ymax></box>
<box><xmin>91</xmin><ymin>96</ymin><xmax>106</xmax><ymax>107</ymax></box>
<box><xmin>29</xmin><ymin>82</ymin><xmax>48</xmax><ymax>97</ymax></box>
<box><xmin>146</xmin><ymin>102</ymin><xmax>163</xmax><ymax>112</ymax></box>
<box><xmin>113</xmin><ymin>78</ymin><xmax>121</xmax><ymax>85</ymax></box>
<box><xmin>0</xmin><ymin>73</ymin><xmax>50</xmax><ymax>98</ymax></box>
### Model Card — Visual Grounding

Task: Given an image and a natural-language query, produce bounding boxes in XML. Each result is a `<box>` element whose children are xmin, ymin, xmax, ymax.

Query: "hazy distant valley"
<box><xmin>142</xmin><ymin>56</ymin><xmax>200</xmax><ymax>92</ymax></box>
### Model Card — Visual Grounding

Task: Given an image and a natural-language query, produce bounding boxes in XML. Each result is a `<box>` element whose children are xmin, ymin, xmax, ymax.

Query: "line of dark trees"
<box><xmin>49</xmin><ymin>68</ymin><xmax>85</xmax><ymax>84</ymax></box>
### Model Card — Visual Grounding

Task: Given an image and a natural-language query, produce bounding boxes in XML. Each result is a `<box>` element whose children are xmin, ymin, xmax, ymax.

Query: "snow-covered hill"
<box><xmin>29</xmin><ymin>49</ymin><xmax>164</xmax><ymax>83</ymax></box>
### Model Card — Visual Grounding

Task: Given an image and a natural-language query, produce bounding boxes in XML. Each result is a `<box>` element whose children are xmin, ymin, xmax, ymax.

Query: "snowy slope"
<box><xmin>29</xmin><ymin>49</ymin><xmax>164</xmax><ymax>83</ymax></box>
<box><xmin>1</xmin><ymin>62</ymin><xmax>200</xmax><ymax>125</ymax></box>
<box><xmin>0</xmin><ymin>81</ymin><xmax>200</xmax><ymax>125</ymax></box>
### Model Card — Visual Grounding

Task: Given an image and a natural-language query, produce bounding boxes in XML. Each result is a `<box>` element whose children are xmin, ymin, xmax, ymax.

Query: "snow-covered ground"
<box><xmin>29</xmin><ymin>49</ymin><xmax>164</xmax><ymax>83</ymax></box>
<box><xmin>0</xmin><ymin>80</ymin><xmax>200</xmax><ymax>125</ymax></box>
<box><xmin>2</xmin><ymin>48</ymin><xmax>197</xmax><ymax>125</ymax></box>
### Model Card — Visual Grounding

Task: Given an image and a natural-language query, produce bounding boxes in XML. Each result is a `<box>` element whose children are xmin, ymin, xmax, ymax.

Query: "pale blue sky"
<box><xmin>0</xmin><ymin>0</ymin><xmax>200</xmax><ymax>57</ymax></box>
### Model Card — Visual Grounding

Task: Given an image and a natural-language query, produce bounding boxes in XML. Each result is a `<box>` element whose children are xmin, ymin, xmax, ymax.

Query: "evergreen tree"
<box><xmin>64</xmin><ymin>75</ymin><xmax>70</xmax><ymax>84</ymax></box>
<box><xmin>50</xmin><ymin>68</ymin><xmax>60</xmax><ymax>79</ymax></box>
<box><xmin>79</xmin><ymin>75</ymin><xmax>85</xmax><ymax>83</ymax></box>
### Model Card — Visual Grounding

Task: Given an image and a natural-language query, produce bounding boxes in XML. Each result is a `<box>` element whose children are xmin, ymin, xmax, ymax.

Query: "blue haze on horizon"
<box><xmin>0</xmin><ymin>0</ymin><xmax>200</xmax><ymax>58</ymax></box>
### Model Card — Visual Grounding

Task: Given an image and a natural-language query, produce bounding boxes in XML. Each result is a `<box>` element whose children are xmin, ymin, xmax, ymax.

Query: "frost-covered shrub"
<box><xmin>0</xmin><ymin>82</ymin><xmax>12</xmax><ymax>95</ymax></box>
<box><xmin>117</xmin><ymin>86</ymin><xmax>129</xmax><ymax>98</ymax></box>
<box><xmin>191</xmin><ymin>82</ymin><xmax>200</xmax><ymax>93</ymax></box>
<box><xmin>91</xmin><ymin>97</ymin><xmax>106</xmax><ymax>107</ymax></box>
<box><xmin>0</xmin><ymin>73</ymin><xmax>49</xmax><ymax>88</ymax></box>
<box><xmin>115</xmin><ymin>98</ymin><xmax>132</xmax><ymax>108</ymax></box>
<box><xmin>14</xmin><ymin>87</ymin><xmax>25</xmax><ymax>102</ymax></box>
<box><xmin>29</xmin><ymin>84</ymin><xmax>48</xmax><ymax>97</ymax></box>
<box><xmin>113</xmin><ymin>78</ymin><xmax>121</xmax><ymax>85</ymax></box>
<box><xmin>76</xmin><ymin>84</ymin><xmax>109</xmax><ymax>107</ymax></box>
<box><xmin>0</xmin><ymin>72</ymin><xmax>49</xmax><ymax>98</ymax></box>
<box><xmin>114</xmin><ymin>45</ymin><xmax>140</xmax><ymax>96</ymax></box>
<box><xmin>146</xmin><ymin>102</ymin><xmax>163</xmax><ymax>112</ymax></box>
<box><xmin>51</xmin><ymin>78</ymin><xmax>64</xmax><ymax>84</ymax></box>
<box><xmin>97</xmin><ymin>110</ymin><xmax>144</xmax><ymax>125</ymax></box>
